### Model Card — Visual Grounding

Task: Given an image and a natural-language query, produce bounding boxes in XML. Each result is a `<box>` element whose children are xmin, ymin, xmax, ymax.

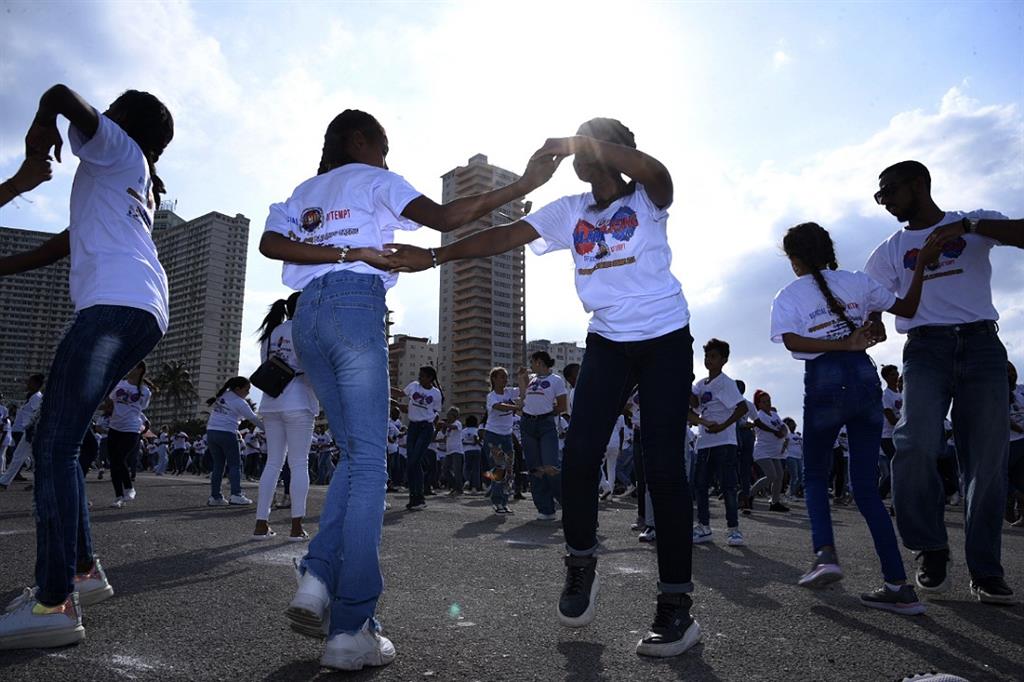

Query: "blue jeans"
<box><xmin>405</xmin><ymin>420</ymin><xmax>435</xmax><ymax>503</ymax></box>
<box><xmin>894</xmin><ymin>322</ymin><xmax>1009</xmax><ymax>579</ymax></box>
<box><xmin>563</xmin><ymin>327</ymin><xmax>694</xmax><ymax>593</ymax></box>
<box><xmin>207</xmin><ymin>430</ymin><xmax>241</xmax><ymax>499</ymax></box>
<box><xmin>292</xmin><ymin>271</ymin><xmax>389</xmax><ymax>635</ymax></box>
<box><xmin>520</xmin><ymin>414</ymin><xmax>561</xmax><ymax>515</ymax></box>
<box><xmin>694</xmin><ymin>445</ymin><xmax>739</xmax><ymax>528</ymax></box>
<box><xmin>32</xmin><ymin>305</ymin><xmax>162</xmax><ymax>606</ymax></box>
<box><xmin>786</xmin><ymin>457</ymin><xmax>803</xmax><ymax>494</ymax></box>
<box><xmin>803</xmin><ymin>351</ymin><xmax>906</xmax><ymax>583</ymax></box>
<box><xmin>482</xmin><ymin>431</ymin><xmax>513</xmax><ymax>506</ymax></box>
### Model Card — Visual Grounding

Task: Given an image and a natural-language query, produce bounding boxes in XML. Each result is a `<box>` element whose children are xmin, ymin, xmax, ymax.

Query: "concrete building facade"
<box><xmin>388</xmin><ymin>334</ymin><xmax>438</xmax><ymax>395</ymax></box>
<box><xmin>526</xmin><ymin>339</ymin><xmax>585</xmax><ymax>372</ymax></box>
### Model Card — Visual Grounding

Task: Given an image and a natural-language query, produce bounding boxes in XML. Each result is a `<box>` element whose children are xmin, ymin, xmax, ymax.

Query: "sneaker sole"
<box><xmin>558</xmin><ymin>571</ymin><xmax>599</xmax><ymax>628</ymax></box>
<box><xmin>915</xmin><ymin>575</ymin><xmax>949</xmax><ymax>594</ymax></box>
<box><xmin>290</xmin><ymin>620</ymin><xmax>327</xmax><ymax>639</ymax></box>
<box><xmin>635</xmin><ymin>619</ymin><xmax>702</xmax><ymax>658</ymax></box>
<box><xmin>693</xmin><ymin>535</ymin><xmax>713</xmax><ymax>544</ymax></box>
<box><xmin>79</xmin><ymin>584</ymin><xmax>114</xmax><ymax>607</ymax></box>
<box><xmin>860</xmin><ymin>598</ymin><xmax>927</xmax><ymax>615</ymax></box>
<box><xmin>798</xmin><ymin>566</ymin><xmax>844</xmax><ymax>588</ymax></box>
<box><xmin>727</xmin><ymin>539</ymin><xmax>745</xmax><ymax>547</ymax></box>
<box><xmin>970</xmin><ymin>586</ymin><xmax>1016</xmax><ymax>605</ymax></box>
<box><xmin>0</xmin><ymin>625</ymin><xmax>85</xmax><ymax>650</ymax></box>
<box><xmin>321</xmin><ymin>647</ymin><xmax>396</xmax><ymax>671</ymax></box>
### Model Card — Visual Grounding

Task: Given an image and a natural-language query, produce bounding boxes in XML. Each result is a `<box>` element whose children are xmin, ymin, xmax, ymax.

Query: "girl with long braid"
<box><xmin>259</xmin><ymin>110</ymin><xmax>559</xmax><ymax>670</ymax></box>
<box><xmin>769</xmin><ymin>222</ymin><xmax>940</xmax><ymax>614</ymax></box>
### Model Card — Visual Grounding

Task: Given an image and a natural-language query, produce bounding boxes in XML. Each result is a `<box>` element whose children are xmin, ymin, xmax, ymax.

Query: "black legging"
<box><xmin>108</xmin><ymin>428</ymin><xmax>140</xmax><ymax>498</ymax></box>
<box><xmin>79</xmin><ymin>431</ymin><xmax>98</xmax><ymax>475</ymax></box>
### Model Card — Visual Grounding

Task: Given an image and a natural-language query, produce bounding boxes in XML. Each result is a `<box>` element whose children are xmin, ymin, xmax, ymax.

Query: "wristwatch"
<box><xmin>961</xmin><ymin>217</ymin><xmax>979</xmax><ymax>234</ymax></box>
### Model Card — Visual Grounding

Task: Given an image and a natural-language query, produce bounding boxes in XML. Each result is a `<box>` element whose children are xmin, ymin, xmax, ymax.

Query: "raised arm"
<box><xmin>925</xmin><ymin>216</ymin><xmax>1024</xmax><ymax>250</ymax></box>
<box><xmin>26</xmin><ymin>84</ymin><xmax>101</xmax><ymax>162</ymax></box>
<box><xmin>0</xmin><ymin>229</ymin><xmax>70</xmax><ymax>277</ymax></box>
<box><xmin>1</xmin><ymin>157</ymin><xmax>53</xmax><ymax>207</ymax></box>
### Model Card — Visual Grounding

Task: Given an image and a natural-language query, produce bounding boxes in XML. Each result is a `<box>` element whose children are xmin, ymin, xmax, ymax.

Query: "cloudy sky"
<box><xmin>1</xmin><ymin>1</ymin><xmax>1022</xmax><ymax>420</ymax></box>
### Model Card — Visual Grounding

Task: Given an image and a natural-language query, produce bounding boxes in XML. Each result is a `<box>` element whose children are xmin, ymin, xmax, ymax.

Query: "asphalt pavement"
<box><xmin>0</xmin><ymin>473</ymin><xmax>1022</xmax><ymax>681</ymax></box>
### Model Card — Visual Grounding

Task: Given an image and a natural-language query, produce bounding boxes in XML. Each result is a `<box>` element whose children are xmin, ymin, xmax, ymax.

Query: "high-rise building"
<box><xmin>145</xmin><ymin>209</ymin><xmax>249</xmax><ymax>427</ymax></box>
<box><xmin>0</xmin><ymin>227</ymin><xmax>74</xmax><ymax>403</ymax></box>
<box><xmin>438</xmin><ymin>154</ymin><xmax>527</xmax><ymax>417</ymax></box>
<box><xmin>526</xmin><ymin>339</ymin><xmax>585</xmax><ymax>372</ymax></box>
<box><xmin>388</xmin><ymin>334</ymin><xmax>438</xmax><ymax>394</ymax></box>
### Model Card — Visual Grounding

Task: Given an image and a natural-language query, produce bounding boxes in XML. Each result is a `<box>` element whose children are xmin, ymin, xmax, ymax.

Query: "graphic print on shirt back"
<box><xmin>903</xmin><ymin>236</ymin><xmax>966</xmax><ymax>280</ymax></box>
<box><xmin>573</xmin><ymin>205</ymin><xmax>639</xmax><ymax>275</ymax></box>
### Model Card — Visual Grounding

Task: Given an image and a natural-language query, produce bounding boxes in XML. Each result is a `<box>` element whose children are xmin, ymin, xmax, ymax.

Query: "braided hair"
<box><xmin>107</xmin><ymin>90</ymin><xmax>174</xmax><ymax>199</ymax></box>
<box><xmin>318</xmin><ymin>110</ymin><xmax>386</xmax><ymax>175</ymax></box>
<box><xmin>782</xmin><ymin>222</ymin><xmax>857</xmax><ymax>334</ymax></box>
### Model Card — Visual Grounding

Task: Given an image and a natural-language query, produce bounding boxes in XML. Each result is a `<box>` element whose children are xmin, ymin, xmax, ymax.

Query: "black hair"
<box><xmin>783</xmin><ymin>417</ymin><xmax>797</xmax><ymax>431</ymax></box>
<box><xmin>107</xmin><ymin>90</ymin><xmax>174</xmax><ymax>199</ymax></box>
<box><xmin>28</xmin><ymin>373</ymin><xmax>45</xmax><ymax>387</ymax></box>
<box><xmin>530</xmin><ymin>351</ymin><xmax>555</xmax><ymax>368</ymax></box>
<box><xmin>880</xmin><ymin>365</ymin><xmax>899</xmax><ymax>381</ymax></box>
<box><xmin>489</xmin><ymin>366</ymin><xmax>508</xmax><ymax>391</ymax></box>
<box><xmin>578</xmin><ymin>117</ymin><xmax>636</xmax><ymax>149</ymax></box>
<box><xmin>782</xmin><ymin>222</ymin><xmax>857</xmax><ymax>334</ymax></box>
<box><xmin>736</xmin><ymin>379</ymin><xmax>746</xmax><ymax>394</ymax></box>
<box><xmin>257</xmin><ymin>291</ymin><xmax>300</xmax><ymax>343</ymax></box>
<box><xmin>207</xmin><ymin>376</ymin><xmax>250</xmax><ymax>406</ymax></box>
<box><xmin>703</xmin><ymin>338</ymin><xmax>730</xmax><ymax>359</ymax></box>
<box><xmin>419</xmin><ymin>366</ymin><xmax>438</xmax><ymax>383</ymax></box>
<box><xmin>318</xmin><ymin>110</ymin><xmax>386</xmax><ymax>175</ymax></box>
<box><xmin>465</xmin><ymin>415</ymin><xmax>479</xmax><ymax>427</ymax></box>
<box><xmin>563</xmin><ymin>363</ymin><xmax>581</xmax><ymax>380</ymax></box>
<box><xmin>132</xmin><ymin>361</ymin><xmax>147</xmax><ymax>398</ymax></box>
<box><xmin>879</xmin><ymin>160</ymin><xmax>931</xmax><ymax>188</ymax></box>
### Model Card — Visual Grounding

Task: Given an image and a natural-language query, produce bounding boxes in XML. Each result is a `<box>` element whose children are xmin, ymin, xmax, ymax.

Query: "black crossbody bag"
<box><xmin>250</xmin><ymin>352</ymin><xmax>298</xmax><ymax>398</ymax></box>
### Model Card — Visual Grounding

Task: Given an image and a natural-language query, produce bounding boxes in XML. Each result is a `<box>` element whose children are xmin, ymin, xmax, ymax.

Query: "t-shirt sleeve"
<box><xmin>635</xmin><ymin>183</ymin><xmax>671</xmax><ymax>217</ymax></box>
<box><xmin>374</xmin><ymin>171</ymin><xmax>423</xmax><ymax>230</ymax></box>
<box><xmin>769</xmin><ymin>289</ymin><xmax>803</xmax><ymax>343</ymax></box>
<box><xmin>864</xmin><ymin>238</ymin><xmax>900</xmax><ymax>293</ymax></box>
<box><xmin>553</xmin><ymin>375</ymin><xmax>568</xmax><ymax>398</ymax></box>
<box><xmin>404</xmin><ymin>382</ymin><xmax>416</xmax><ymax>399</ymax></box>
<box><xmin>524</xmin><ymin>196</ymin><xmax>576</xmax><ymax>255</ymax></box>
<box><xmin>264</xmin><ymin>201</ymin><xmax>296</xmax><ymax>237</ymax></box>
<box><xmin>719</xmin><ymin>380</ymin><xmax>745</xmax><ymax>409</ymax></box>
<box><xmin>855</xmin><ymin>271</ymin><xmax>898</xmax><ymax>313</ymax></box>
<box><xmin>69</xmin><ymin>114</ymin><xmax>137</xmax><ymax>171</ymax></box>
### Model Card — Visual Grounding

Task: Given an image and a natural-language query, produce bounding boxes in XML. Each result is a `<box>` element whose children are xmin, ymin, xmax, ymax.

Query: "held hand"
<box><xmin>10</xmin><ymin>156</ymin><xmax>54</xmax><ymax>193</ymax></box>
<box><xmin>844</xmin><ymin>324</ymin><xmax>876</xmax><ymax>352</ymax></box>
<box><xmin>704</xmin><ymin>421</ymin><xmax>723</xmax><ymax>434</ymax></box>
<box><xmin>867</xmin><ymin>318</ymin><xmax>887</xmax><ymax>345</ymax></box>
<box><xmin>516</xmin><ymin>366</ymin><xmax>530</xmax><ymax>383</ymax></box>
<box><xmin>354</xmin><ymin>247</ymin><xmax>396</xmax><ymax>272</ymax></box>
<box><xmin>530</xmin><ymin>137</ymin><xmax>577</xmax><ymax>161</ymax></box>
<box><xmin>25</xmin><ymin>118</ymin><xmax>63</xmax><ymax>163</ymax></box>
<box><xmin>382</xmin><ymin>243</ymin><xmax>433</xmax><ymax>273</ymax></box>
<box><xmin>521</xmin><ymin>152</ymin><xmax>565</xmax><ymax>191</ymax></box>
<box><xmin>923</xmin><ymin>221</ymin><xmax>966</xmax><ymax>253</ymax></box>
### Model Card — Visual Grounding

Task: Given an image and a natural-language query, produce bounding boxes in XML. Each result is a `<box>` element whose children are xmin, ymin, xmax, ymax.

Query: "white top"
<box><xmin>405</xmin><ymin>381</ymin><xmax>442</xmax><ymax>423</ymax></box>
<box><xmin>68</xmin><ymin>115</ymin><xmax>169</xmax><ymax>332</ymax></box>
<box><xmin>1009</xmin><ymin>386</ymin><xmax>1024</xmax><ymax>443</ymax></box>
<box><xmin>770</xmin><ymin>269</ymin><xmax>897</xmax><ymax>360</ymax></box>
<box><xmin>387</xmin><ymin>419</ymin><xmax>403</xmax><ymax>454</ymax></box>
<box><xmin>108</xmin><ymin>381</ymin><xmax>151</xmax><ymax>433</ymax></box>
<box><xmin>567</xmin><ymin>385</ymin><xmax>576</xmax><ymax>415</ymax></box>
<box><xmin>522</xmin><ymin>373</ymin><xmax>567</xmax><ymax>416</ymax></box>
<box><xmin>207</xmin><ymin>391</ymin><xmax>261</xmax><ymax>433</ymax></box>
<box><xmin>172</xmin><ymin>432</ymin><xmax>189</xmax><ymax>449</ymax></box>
<box><xmin>264</xmin><ymin>163</ymin><xmax>423</xmax><ymax>291</ymax></box>
<box><xmin>629</xmin><ymin>390</ymin><xmax>641</xmax><ymax>429</ymax></box>
<box><xmin>834</xmin><ymin>427</ymin><xmax>849</xmax><ymax>454</ymax></box>
<box><xmin>864</xmin><ymin>210</ymin><xmax>1006</xmax><ymax>333</ymax></box>
<box><xmin>257</xmin><ymin>320</ymin><xmax>320</xmax><ymax>415</ymax></box>
<box><xmin>444</xmin><ymin>420</ymin><xmax>464</xmax><ymax>454</ymax></box>
<box><xmin>607</xmin><ymin>414</ymin><xmax>626</xmax><ymax>452</ymax></box>
<box><xmin>12</xmin><ymin>392</ymin><xmax>43</xmax><ymax>432</ymax></box>
<box><xmin>785</xmin><ymin>431</ymin><xmax>803</xmax><ymax>460</ymax></box>
<box><xmin>193</xmin><ymin>437</ymin><xmax>207</xmax><ymax>453</ymax></box>
<box><xmin>243</xmin><ymin>432</ymin><xmax>261</xmax><ymax>455</ymax></box>
<box><xmin>752</xmin><ymin>409</ymin><xmax>788</xmax><ymax>460</ymax></box>
<box><xmin>693</xmin><ymin>373</ymin><xmax>744</xmax><ymax>449</ymax></box>
<box><xmin>882</xmin><ymin>388</ymin><xmax>903</xmax><ymax>439</ymax></box>
<box><xmin>686</xmin><ymin>428</ymin><xmax>697</xmax><ymax>455</ymax></box>
<box><xmin>462</xmin><ymin>426</ymin><xmax>479</xmax><ymax>450</ymax></box>
<box><xmin>485</xmin><ymin>388</ymin><xmax>520</xmax><ymax>435</ymax></box>
<box><xmin>525</xmin><ymin>185</ymin><xmax>689</xmax><ymax>342</ymax></box>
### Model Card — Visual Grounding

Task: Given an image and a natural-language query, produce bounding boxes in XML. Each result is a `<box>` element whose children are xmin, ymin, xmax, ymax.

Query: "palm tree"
<box><xmin>152</xmin><ymin>361</ymin><xmax>198</xmax><ymax>423</ymax></box>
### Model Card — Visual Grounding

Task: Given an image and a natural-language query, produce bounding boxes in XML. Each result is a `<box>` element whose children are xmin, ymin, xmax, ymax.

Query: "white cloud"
<box><xmin>773</xmin><ymin>50</ymin><xmax>792</xmax><ymax>69</ymax></box>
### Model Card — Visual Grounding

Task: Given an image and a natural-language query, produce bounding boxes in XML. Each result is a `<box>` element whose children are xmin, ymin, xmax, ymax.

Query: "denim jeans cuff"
<box><xmin>566</xmin><ymin>543</ymin><xmax>598</xmax><ymax>557</ymax></box>
<box><xmin>658</xmin><ymin>581</ymin><xmax>694</xmax><ymax>594</ymax></box>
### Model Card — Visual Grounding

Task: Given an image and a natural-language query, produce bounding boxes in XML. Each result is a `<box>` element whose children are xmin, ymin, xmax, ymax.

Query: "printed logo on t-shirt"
<box><xmin>700</xmin><ymin>391</ymin><xmax>713</xmax><ymax>406</ymax></box>
<box><xmin>528</xmin><ymin>378</ymin><xmax>552</xmax><ymax>393</ymax></box>
<box><xmin>573</xmin><ymin>206</ymin><xmax>639</xmax><ymax>275</ymax></box>
<box><xmin>411</xmin><ymin>392</ymin><xmax>435</xmax><ymax>406</ymax></box>
<box><xmin>125</xmin><ymin>182</ymin><xmax>154</xmax><ymax>229</ymax></box>
<box><xmin>903</xmin><ymin>237</ymin><xmax>966</xmax><ymax>279</ymax></box>
<box><xmin>301</xmin><ymin>207</ymin><xmax>324</xmax><ymax>233</ymax></box>
<box><xmin>114</xmin><ymin>386</ymin><xmax>144</xmax><ymax>404</ymax></box>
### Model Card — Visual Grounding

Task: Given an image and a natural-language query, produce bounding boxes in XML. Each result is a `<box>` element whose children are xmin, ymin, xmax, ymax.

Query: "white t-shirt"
<box><xmin>444</xmin><ymin>420</ymin><xmax>464</xmax><ymax>454</ymax></box>
<box><xmin>607</xmin><ymin>415</ymin><xmax>626</xmax><ymax>452</ymax></box>
<box><xmin>172</xmin><ymin>432</ymin><xmax>189</xmax><ymax>450</ymax></box>
<box><xmin>68</xmin><ymin>115</ymin><xmax>169</xmax><ymax>332</ymax></box>
<box><xmin>522</xmin><ymin>373</ymin><xmax>567</xmax><ymax>416</ymax></box>
<box><xmin>258</xmin><ymin>320</ymin><xmax>320</xmax><ymax>415</ymax></box>
<box><xmin>405</xmin><ymin>381</ymin><xmax>442</xmax><ymax>423</ymax></box>
<box><xmin>1009</xmin><ymin>386</ymin><xmax>1024</xmax><ymax>443</ymax></box>
<box><xmin>786</xmin><ymin>431</ymin><xmax>803</xmax><ymax>460</ymax></box>
<box><xmin>462</xmin><ymin>426</ymin><xmax>479</xmax><ymax>451</ymax></box>
<box><xmin>207</xmin><ymin>391</ymin><xmax>260</xmax><ymax>433</ymax></box>
<box><xmin>864</xmin><ymin>211</ymin><xmax>1006</xmax><ymax>333</ymax></box>
<box><xmin>193</xmin><ymin>438</ymin><xmax>207</xmax><ymax>454</ymax></box>
<box><xmin>752</xmin><ymin>409</ymin><xmax>788</xmax><ymax>460</ymax></box>
<box><xmin>108</xmin><ymin>381</ymin><xmax>151</xmax><ymax>433</ymax></box>
<box><xmin>693</xmin><ymin>373</ymin><xmax>744</xmax><ymax>449</ymax></box>
<box><xmin>882</xmin><ymin>388</ymin><xmax>903</xmax><ymax>439</ymax></box>
<box><xmin>525</xmin><ymin>185</ymin><xmax>689</xmax><ymax>342</ymax></box>
<box><xmin>387</xmin><ymin>419</ymin><xmax>403</xmax><ymax>454</ymax></box>
<box><xmin>485</xmin><ymin>388</ymin><xmax>520</xmax><ymax>436</ymax></box>
<box><xmin>834</xmin><ymin>427</ymin><xmax>849</xmax><ymax>455</ymax></box>
<box><xmin>12</xmin><ymin>392</ymin><xmax>43</xmax><ymax>432</ymax></box>
<box><xmin>770</xmin><ymin>269</ymin><xmax>897</xmax><ymax>361</ymax></box>
<box><xmin>629</xmin><ymin>390</ymin><xmax>641</xmax><ymax>430</ymax></box>
<box><xmin>264</xmin><ymin>163</ymin><xmax>423</xmax><ymax>291</ymax></box>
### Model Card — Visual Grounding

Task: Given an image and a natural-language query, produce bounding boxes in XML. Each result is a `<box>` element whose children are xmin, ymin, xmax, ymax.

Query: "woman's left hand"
<box><xmin>383</xmin><ymin>244</ymin><xmax>433</xmax><ymax>273</ymax></box>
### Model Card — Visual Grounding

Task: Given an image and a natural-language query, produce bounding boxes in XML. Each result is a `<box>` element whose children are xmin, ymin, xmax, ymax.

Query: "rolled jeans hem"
<box><xmin>658</xmin><ymin>581</ymin><xmax>694</xmax><ymax>594</ymax></box>
<box><xmin>566</xmin><ymin>543</ymin><xmax>598</xmax><ymax>557</ymax></box>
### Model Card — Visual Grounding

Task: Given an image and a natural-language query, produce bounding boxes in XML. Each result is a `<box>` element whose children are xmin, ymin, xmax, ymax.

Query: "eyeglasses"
<box><xmin>873</xmin><ymin>179</ymin><xmax>906</xmax><ymax>204</ymax></box>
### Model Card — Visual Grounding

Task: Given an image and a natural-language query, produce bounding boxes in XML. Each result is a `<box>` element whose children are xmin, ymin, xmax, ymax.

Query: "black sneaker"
<box><xmin>915</xmin><ymin>549</ymin><xmax>950</xmax><ymax>593</ymax></box>
<box><xmin>970</xmin><ymin>576</ymin><xmax>1015</xmax><ymax>605</ymax></box>
<box><xmin>860</xmin><ymin>584</ymin><xmax>926</xmax><ymax>615</ymax></box>
<box><xmin>635</xmin><ymin>593</ymin><xmax>702</xmax><ymax>658</ymax></box>
<box><xmin>405</xmin><ymin>500</ymin><xmax>426</xmax><ymax>511</ymax></box>
<box><xmin>769</xmin><ymin>502</ymin><xmax>790</xmax><ymax>513</ymax></box>
<box><xmin>797</xmin><ymin>548</ymin><xmax>843</xmax><ymax>588</ymax></box>
<box><xmin>558</xmin><ymin>555</ymin><xmax>599</xmax><ymax>628</ymax></box>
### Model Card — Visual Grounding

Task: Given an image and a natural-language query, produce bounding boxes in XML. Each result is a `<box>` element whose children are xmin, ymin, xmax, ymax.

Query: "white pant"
<box><xmin>0</xmin><ymin>436</ymin><xmax>31</xmax><ymax>487</ymax></box>
<box><xmin>600</xmin><ymin>446</ymin><xmax>620</xmax><ymax>492</ymax></box>
<box><xmin>256</xmin><ymin>410</ymin><xmax>315</xmax><ymax>520</ymax></box>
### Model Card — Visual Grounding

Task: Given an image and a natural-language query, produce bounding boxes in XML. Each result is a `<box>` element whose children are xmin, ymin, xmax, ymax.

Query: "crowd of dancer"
<box><xmin>0</xmin><ymin>84</ymin><xmax>1021</xmax><ymax>674</ymax></box>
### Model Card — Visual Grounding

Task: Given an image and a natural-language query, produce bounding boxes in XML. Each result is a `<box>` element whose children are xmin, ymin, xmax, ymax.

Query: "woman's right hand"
<box><xmin>383</xmin><ymin>244</ymin><xmax>433</xmax><ymax>273</ymax></box>
<box><xmin>844</xmin><ymin>324</ymin><xmax>876</xmax><ymax>352</ymax></box>
<box><xmin>10</xmin><ymin>156</ymin><xmax>54</xmax><ymax>193</ymax></box>
<box><xmin>521</xmin><ymin>150</ymin><xmax>565</xmax><ymax>191</ymax></box>
<box><xmin>25</xmin><ymin>117</ymin><xmax>63</xmax><ymax>162</ymax></box>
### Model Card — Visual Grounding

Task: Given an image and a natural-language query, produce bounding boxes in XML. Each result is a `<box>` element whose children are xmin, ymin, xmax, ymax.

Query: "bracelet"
<box><xmin>429</xmin><ymin>248</ymin><xmax>439</xmax><ymax>268</ymax></box>
<box><xmin>0</xmin><ymin>180</ymin><xmax>20</xmax><ymax>200</ymax></box>
<box><xmin>337</xmin><ymin>245</ymin><xmax>351</xmax><ymax>263</ymax></box>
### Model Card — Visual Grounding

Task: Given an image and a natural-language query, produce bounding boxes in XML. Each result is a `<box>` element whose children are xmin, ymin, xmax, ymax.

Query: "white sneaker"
<box><xmin>638</xmin><ymin>527</ymin><xmax>657</xmax><ymax>543</ymax></box>
<box><xmin>4</xmin><ymin>559</ymin><xmax>114</xmax><ymax>613</ymax></box>
<box><xmin>207</xmin><ymin>496</ymin><xmax>229</xmax><ymax>507</ymax></box>
<box><xmin>727</xmin><ymin>529</ymin><xmax>745</xmax><ymax>547</ymax></box>
<box><xmin>287</xmin><ymin>562</ymin><xmax>330</xmax><ymax>638</ymax></box>
<box><xmin>0</xmin><ymin>591</ymin><xmax>84</xmax><ymax>650</ymax></box>
<box><xmin>384</xmin><ymin>498</ymin><xmax>392</xmax><ymax>511</ymax></box>
<box><xmin>948</xmin><ymin>492</ymin><xmax>961</xmax><ymax>506</ymax></box>
<box><xmin>536</xmin><ymin>512</ymin><xmax>557</xmax><ymax>521</ymax></box>
<box><xmin>320</xmin><ymin>620</ymin><xmax>396</xmax><ymax>671</ymax></box>
<box><xmin>124</xmin><ymin>488</ymin><xmax>137</xmax><ymax>502</ymax></box>
<box><xmin>110</xmin><ymin>497</ymin><xmax>125</xmax><ymax>509</ymax></box>
<box><xmin>229</xmin><ymin>494</ymin><xmax>253</xmax><ymax>505</ymax></box>
<box><xmin>692</xmin><ymin>525</ymin><xmax>713</xmax><ymax>544</ymax></box>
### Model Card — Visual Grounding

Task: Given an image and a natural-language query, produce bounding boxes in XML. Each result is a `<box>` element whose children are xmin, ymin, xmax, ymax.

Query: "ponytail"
<box><xmin>317</xmin><ymin>110</ymin><xmax>386</xmax><ymax>175</ymax></box>
<box><xmin>782</xmin><ymin>222</ymin><xmax>857</xmax><ymax>335</ymax></box>
<box><xmin>257</xmin><ymin>299</ymin><xmax>289</xmax><ymax>343</ymax></box>
<box><xmin>207</xmin><ymin>376</ymin><xmax>250</xmax><ymax>406</ymax></box>
<box><xmin>134</xmin><ymin>361</ymin><xmax>148</xmax><ymax>398</ymax></box>
<box><xmin>106</xmin><ymin>90</ymin><xmax>174</xmax><ymax>201</ymax></box>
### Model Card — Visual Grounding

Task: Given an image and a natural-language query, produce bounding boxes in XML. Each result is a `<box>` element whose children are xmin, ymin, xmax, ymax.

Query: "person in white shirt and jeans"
<box><xmin>205</xmin><ymin>377</ymin><xmax>262</xmax><ymax>507</ymax></box>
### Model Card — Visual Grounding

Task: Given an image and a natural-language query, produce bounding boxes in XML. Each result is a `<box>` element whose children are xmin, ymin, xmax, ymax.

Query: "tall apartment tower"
<box><xmin>438</xmin><ymin>154</ymin><xmax>527</xmax><ymax>418</ymax></box>
<box><xmin>0</xmin><ymin>228</ymin><xmax>75</xmax><ymax>402</ymax></box>
<box><xmin>388</xmin><ymin>334</ymin><xmax>438</xmax><ymax>394</ymax></box>
<box><xmin>147</xmin><ymin>209</ymin><xmax>249</xmax><ymax>427</ymax></box>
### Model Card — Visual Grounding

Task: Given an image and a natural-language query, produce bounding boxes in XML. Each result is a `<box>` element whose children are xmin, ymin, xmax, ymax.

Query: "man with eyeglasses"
<box><xmin>863</xmin><ymin>160</ymin><xmax>1022</xmax><ymax>605</ymax></box>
